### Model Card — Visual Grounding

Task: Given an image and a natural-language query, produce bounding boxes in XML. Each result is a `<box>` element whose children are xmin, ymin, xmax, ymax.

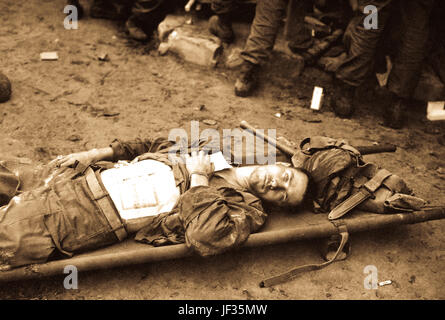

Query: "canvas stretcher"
<box><xmin>0</xmin><ymin>206</ymin><xmax>444</xmax><ymax>283</ymax></box>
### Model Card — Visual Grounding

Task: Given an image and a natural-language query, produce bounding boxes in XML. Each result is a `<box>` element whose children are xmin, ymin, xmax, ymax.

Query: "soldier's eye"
<box><xmin>283</xmin><ymin>172</ymin><xmax>289</xmax><ymax>181</ymax></box>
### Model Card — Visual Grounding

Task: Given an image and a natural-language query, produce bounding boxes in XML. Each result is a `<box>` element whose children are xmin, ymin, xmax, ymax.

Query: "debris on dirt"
<box><xmin>203</xmin><ymin>119</ymin><xmax>217</xmax><ymax>126</ymax></box>
<box><xmin>67</xmin><ymin>134</ymin><xmax>81</xmax><ymax>142</ymax></box>
<box><xmin>310</xmin><ymin>86</ymin><xmax>324</xmax><ymax>111</ymax></box>
<box><xmin>274</xmin><ymin>113</ymin><xmax>282</xmax><ymax>118</ymax></box>
<box><xmin>98</xmin><ymin>53</ymin><xmax>109</xmax><ymax>62</ymax></box>
<box><xmin>30</xmin><ymin>86</ymin><xmax>51</xmax><ymax>96</ymax></box>
<box><xmin>71</xmin><ymin>60</ymin><xmax>87</xmax><ymax>65</ymax></box>
<box><xmin>102</xmin><ymin>110</ymin><xmax>120</xmax><ymax>117</ymax></box>
<box><xmin>72</xmin><ymin>75</ymin><xmax>89</xmax><ymax>84</ymax></box>
<box><xmin>378</xmin><ymin>280</ymin><xmax>393</xmax><ymax>287</ymax></box>
<box><xmin>40</xmin><ymin>52</ymin><xmax>58</xmax><ymax>61</ymax></box>
<box><xmin>302</xmin><ymin>115</ymin><xmax>322</xmax><ymax>123</ymax></box>
<box><xmin>426</xmin><ymin>101</ymin><xmax>445</xmax><ymax>121</ymax></box>
<box><xmin>409</xmin><ymin>275</ymin><xmax>416</xmax><ymax>284</ymax></box>
<box><xmin>194</xmin><ymin>104</ymin><xmax>205</xmax><ymax>111</ymax></box>
<box><xmin>242</xmin><ymin>289</ymin><xmax>254</xmax><ymax>300</ymax></box>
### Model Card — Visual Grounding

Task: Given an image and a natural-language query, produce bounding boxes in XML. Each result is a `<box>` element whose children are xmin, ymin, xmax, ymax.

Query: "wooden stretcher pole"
<box><xmin>0</xmin><ymin>207</ymin><xmax>444</xmax><ymax>282</ymax></box>
<box><xmin>245</xmin><ymin>207</ymin><xmax>445</xmax><ymax>248</ymax></box>
<box><xmin>240</xmin><ymin>120</ymin><xmax>296</xmax><ymax>156</ymax></box>
<box><xmin>184</xmin><ymin>0</ymin><xmax>196</xmax><ymax>12</ymax></box>
<box><xmin>0</xmin><ymin>243</ymin><xmax>193</xmax><ymax>282</ymax></box>
<box><xmin>240</xmin><ymin>120</ymin><xmax>397</xmax><ymax>156</ymax></box>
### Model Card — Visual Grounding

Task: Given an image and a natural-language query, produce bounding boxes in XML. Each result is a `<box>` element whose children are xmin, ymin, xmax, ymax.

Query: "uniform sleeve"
<box><xmin>177</xmin><ymin>185</ymin><xmax>267</xmax><ymax>256</ymax></box>
<box><xmin>109</xmin><ymin>137</ymin><xmax>174</xmax><ymax>161</ymax></box>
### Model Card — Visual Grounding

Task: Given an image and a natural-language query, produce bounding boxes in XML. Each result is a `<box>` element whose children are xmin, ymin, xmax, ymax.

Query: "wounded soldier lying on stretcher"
<box><xmin>0</xmin><ymin>136</ymin><xmax>312</xmax><ymax>271</ymax></box>
<box><xmin>0</xmin><ymin>136</ymin><xmax>425</xmax><ymax>271</ymax></box>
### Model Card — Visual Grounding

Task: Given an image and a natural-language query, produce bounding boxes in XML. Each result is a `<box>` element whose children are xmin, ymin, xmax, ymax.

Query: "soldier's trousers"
<box><xmin>336</xmin><ymin>0</ymin><xmax>435</xmax><ymax>100</ymax></box>
<box><xmin>241</xmin><ymin>0</ymin><xmax>311</xmax><ymax>65</ymax></box>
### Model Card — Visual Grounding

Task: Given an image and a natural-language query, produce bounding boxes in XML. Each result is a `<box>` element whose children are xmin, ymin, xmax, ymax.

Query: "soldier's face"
<box><xmin>248</xmin><ymin>164</ymin><xmax>309</xmax><ymax>207</ymax></box>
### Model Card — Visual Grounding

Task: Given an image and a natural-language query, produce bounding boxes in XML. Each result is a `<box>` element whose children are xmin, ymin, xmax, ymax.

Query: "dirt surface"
<box><xmin>0</xmin><ymin>0</ymin><xmax>444</xmax><ymax>300</ymax></box>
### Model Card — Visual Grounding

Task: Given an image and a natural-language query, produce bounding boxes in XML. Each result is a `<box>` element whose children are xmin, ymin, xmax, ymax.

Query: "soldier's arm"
<box><xmin>109</xmin><ymin>137</ymin><xmax>174</xmax><ymax>161</ymax></box>
<box><xmin>54</xmin><ymin>147</ymin><xmax>114</xmax><ymax>168</ymax></box>
<box><xmin>54</xmin><ymin>136</ymin><xmax>174</xmax><ymax>167</ymax></box>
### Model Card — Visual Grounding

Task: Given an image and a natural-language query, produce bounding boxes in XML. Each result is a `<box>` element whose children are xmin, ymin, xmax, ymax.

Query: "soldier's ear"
<box><xmin>277</xmin><ymin>162</ymin><xmax>292</xmax><ymax>167</ymax></box>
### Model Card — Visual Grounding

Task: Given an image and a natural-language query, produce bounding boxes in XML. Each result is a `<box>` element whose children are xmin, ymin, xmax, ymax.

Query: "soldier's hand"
<box><xmin>50</xmin><ymin>149</ymin><xmax>98</xmax><ymax>168</ymax></box>
<box><xmin>185</xmin><ymin>150</ymin><xmax>214</xmax><ymax>178</ymax></box>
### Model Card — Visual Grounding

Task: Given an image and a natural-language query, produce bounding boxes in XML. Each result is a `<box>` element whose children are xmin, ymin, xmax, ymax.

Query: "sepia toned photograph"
<box><xmin>0</xmin><ymin>0</ymin><xmax>444</xmax><ymax>304</ymax></box>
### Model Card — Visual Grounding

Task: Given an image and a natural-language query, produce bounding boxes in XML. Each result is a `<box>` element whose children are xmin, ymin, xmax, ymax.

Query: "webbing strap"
<box><xmin>259</xmin><ymin>225</ymin><xmax>349</xmax><ymax>288</ymax></box>
<box><xmin>85</xmin><ymin>167</ymin><xmax>128</xmax><ymax>241</ymax></box>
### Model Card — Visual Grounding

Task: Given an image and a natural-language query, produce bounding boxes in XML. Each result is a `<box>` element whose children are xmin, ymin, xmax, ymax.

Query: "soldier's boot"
<box><xmin>234</xmin><ymin>60</ymin><xmax>260</xmax><ymax>97</ymax></box>
<box><xmin>125</xmin><ymin>16</ymin><xmax>149</xmax><ymax>41</ymax></box>
<box><xmin>384</xmin><ymin>94</ymin><xmax>407</xmax><ymax>129</ymax></box>
<box><xmin>332</xmin><ymin>78</ymin><xmax>356</xmax><ymax>118</ymax></box>
<box><xmin>208</xmin><ymin>14</ymin><xmax>234</xmax><ymax>44</ymax></box>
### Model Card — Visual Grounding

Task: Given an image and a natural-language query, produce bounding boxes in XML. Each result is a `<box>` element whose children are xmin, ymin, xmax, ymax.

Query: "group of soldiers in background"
<box><xmin>66</xmin><ymin>0</ymin><xmax>445</xmax><ymax>129</ymax></box>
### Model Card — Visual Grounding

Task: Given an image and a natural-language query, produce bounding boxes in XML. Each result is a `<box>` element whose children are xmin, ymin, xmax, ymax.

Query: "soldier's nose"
<box><xmin>269</xmin><ymin>178</ymin><xmax>277</xmax><ymax>189</ymax></box>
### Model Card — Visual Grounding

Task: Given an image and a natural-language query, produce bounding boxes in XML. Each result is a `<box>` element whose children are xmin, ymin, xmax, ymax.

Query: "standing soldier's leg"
<box><xmin>127</xmin><ymin>0</ymin><xmax>171</xmax><ymax>41</ymax></box>
<box><xmin>332</xmin><ymin>0</ymin><xmax>393</xmax><ymax>118</ymax></box>
<box><xmin>209</xmin><ymin>0</ymin><xmax>238</xmax><ymax>43</ymax></box>
<box><xmin>385</xmin><ymin>0</ymin><xmax>436</xmax><ymax>128</ymax></box>
<box><xmin>235</xmin><ymin>0</ymin><xmax>288</xmax><ymax>97</ymax></box>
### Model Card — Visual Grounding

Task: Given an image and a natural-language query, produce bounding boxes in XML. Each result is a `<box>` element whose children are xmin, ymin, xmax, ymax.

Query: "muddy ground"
<box><xmin>0</xmin><ymin>0</ymin><xmax>444</xmax><ymax>300</ymax></box>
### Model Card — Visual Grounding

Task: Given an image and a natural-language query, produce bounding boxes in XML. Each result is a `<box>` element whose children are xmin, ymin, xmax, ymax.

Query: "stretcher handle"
<box><xmin>185</xmin><ymin>0</ymin><xmax>196</xmax><ymax>12</ymax></box>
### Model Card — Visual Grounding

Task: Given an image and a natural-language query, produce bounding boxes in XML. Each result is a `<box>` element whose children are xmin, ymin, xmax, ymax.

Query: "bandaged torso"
<box><xmin>100</xmin><ymin>152</ymin><xmax>232</xmax><ymax>221</ymax></box>
<box><xmin>100</xmin><ymin>160</ymin><xmax>181</xmax><ymax>221</ymax></box>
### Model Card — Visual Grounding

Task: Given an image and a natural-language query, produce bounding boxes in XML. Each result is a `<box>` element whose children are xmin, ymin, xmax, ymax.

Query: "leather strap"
<box><xmin>259</xmin><ymin>225</ymin><xmax>349</xmax><ymax>288</ymax></box>
<box><xmin>85</xmin><ymin>167</ymin><xmax>127</xmax><ymax>241</ymax></box>
<box><xmin>328</xmin><ymin>169</ymin><xmax>392</xmax><ymax>220</ymax></box>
